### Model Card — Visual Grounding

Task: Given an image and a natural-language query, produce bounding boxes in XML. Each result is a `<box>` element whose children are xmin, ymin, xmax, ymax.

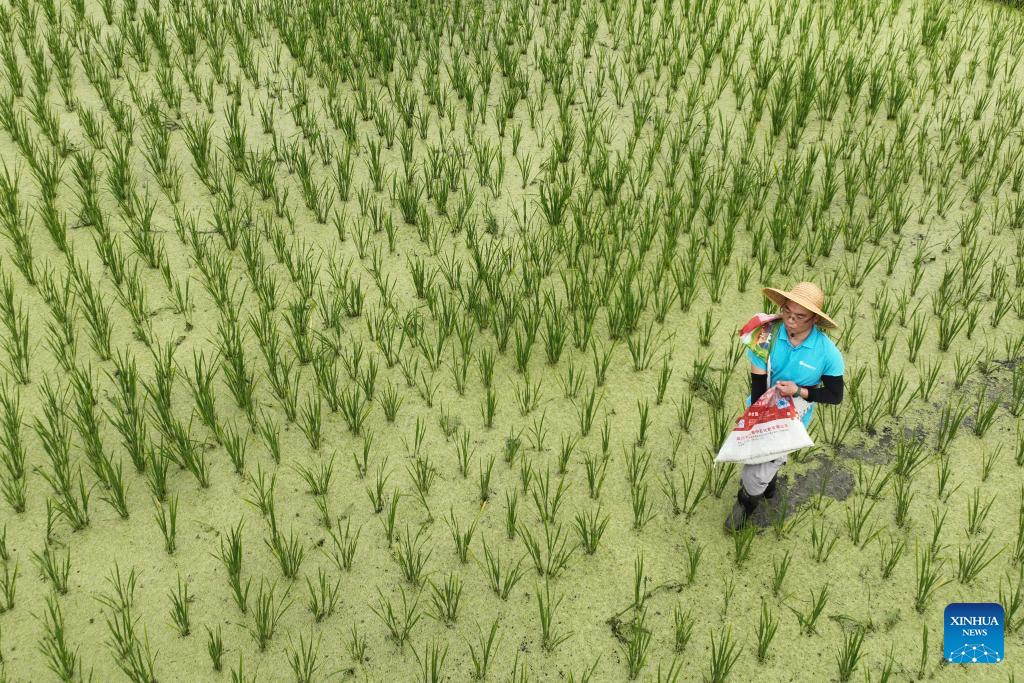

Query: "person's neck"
<box><xmin>787</xmin><ymin>325</ymin><xmax>812</xmax><ymax>346</ymax></box>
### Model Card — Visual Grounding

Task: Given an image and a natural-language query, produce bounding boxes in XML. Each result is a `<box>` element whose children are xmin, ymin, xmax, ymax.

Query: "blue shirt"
<box><xmin>744</xmin><ymin>322</ymin><xmax>845</xmax><ymax>429</ymax></box>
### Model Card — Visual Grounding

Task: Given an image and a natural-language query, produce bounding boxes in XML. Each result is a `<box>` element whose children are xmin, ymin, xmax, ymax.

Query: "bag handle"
<box><xmin>766</xmin><ymin>320</ymin><xmax>780</xmax><ymax>388</ymax></box>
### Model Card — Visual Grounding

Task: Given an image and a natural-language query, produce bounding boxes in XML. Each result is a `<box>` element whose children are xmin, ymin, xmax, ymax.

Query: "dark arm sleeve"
<box><xmin>750</xmin><ymin>372</ymin><xmax>768</xmax><ymax>403</ymax></box>
<box><xmin>805</xmin><ymin>374</ymin><xmax>844</xmax><ymax>404</ymax></box>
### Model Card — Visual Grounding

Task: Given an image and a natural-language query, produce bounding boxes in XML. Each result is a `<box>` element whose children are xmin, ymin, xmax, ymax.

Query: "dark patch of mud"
<box><xmin>993</xmin><ymin>354</ymin><xmax>1023</xmax><ymax>372</ymax></box>
<box><xmin>738</xmin><ymin>352</ymin><xmax>1023</xmax><ymax>528</ymax></box>
<box><xmin>748</xmin><ymin>456</ymin><xmax>855</xmax><ymax>527</ymax></box>
<box><xmin>833</xmin><ymin>424</ymin><xmax>928</xmax><ymax>465</ymax></box>
<box><xmin>964</xmin><ymin>353</ymin><xmax>1023</xmax><ymax>417</ymax></box>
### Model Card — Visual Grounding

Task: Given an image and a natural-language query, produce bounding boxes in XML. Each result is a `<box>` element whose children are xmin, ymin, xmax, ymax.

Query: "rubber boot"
<box><xmin>763</xmin><ymin>473</ymin><xmax>779</xmax><ymax>500</ymax></box>
<box><xmin>724</xmin><ymin>487</ymin><xmax>763</xmax><ymax>532</ymax></box>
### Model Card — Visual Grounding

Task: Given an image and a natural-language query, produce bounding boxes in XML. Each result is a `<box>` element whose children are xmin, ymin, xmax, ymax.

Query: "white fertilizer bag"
<box><xmin>715</xmin><ymin>387</ymin><xmax>814</xmax><ymax>465</ymax></box>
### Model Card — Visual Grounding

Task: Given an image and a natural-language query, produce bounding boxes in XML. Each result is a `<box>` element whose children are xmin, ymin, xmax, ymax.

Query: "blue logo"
<box><xmin>944</xmin><ymin>603</ymin><xmax>1004</xmax><ymax>663</ymax></box>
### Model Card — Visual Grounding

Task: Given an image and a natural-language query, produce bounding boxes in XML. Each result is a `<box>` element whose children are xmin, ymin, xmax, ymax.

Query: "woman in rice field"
<box><xmin>725</xmin><ymin>281</ymin><xmax>846</xmax><ymax>532</ymax></box>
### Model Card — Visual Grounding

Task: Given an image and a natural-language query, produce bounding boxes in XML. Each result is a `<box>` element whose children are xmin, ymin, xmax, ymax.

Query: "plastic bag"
<box><xmin>715</xmin><ymin>387</ymin><xmax>814</xmax><ymax>464</ymax></box>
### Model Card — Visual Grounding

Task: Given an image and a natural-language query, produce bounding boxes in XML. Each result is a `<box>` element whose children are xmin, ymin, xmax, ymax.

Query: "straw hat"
<box><xmin>762</xmin><ymin>281</ymin><xmax>838</xmax><ymax>329</ymax></box>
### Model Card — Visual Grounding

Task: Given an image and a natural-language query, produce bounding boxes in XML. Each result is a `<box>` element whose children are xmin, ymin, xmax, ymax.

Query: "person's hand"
<box><xmin>774</xmin><ymin>380</ymin><xmax>799</xmax><ymax>397</ymax></box>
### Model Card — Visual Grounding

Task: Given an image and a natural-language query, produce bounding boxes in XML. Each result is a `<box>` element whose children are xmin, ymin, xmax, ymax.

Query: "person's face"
<box><xmin>781</xmin><ymin>301</ymin><xmax>817</xmax><ymax>335</ymax></box>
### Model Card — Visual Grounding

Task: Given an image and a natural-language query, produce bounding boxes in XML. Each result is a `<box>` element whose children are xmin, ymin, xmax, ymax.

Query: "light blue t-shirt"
<box><xmin>744</xmin><ymin>322</ymin><xmax>845</xmax><ymax>429</ymax></box>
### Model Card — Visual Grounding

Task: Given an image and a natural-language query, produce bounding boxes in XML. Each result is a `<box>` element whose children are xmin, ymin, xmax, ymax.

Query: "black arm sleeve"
<box><xmin>805</xmin><ymin>374</ymin><xmax>844</xmax><ymax>404</ymax></box>
<box><xmin>750</xmin><ymin>372</ymin><xmax>768</xmax><ymax>403</ymax></box>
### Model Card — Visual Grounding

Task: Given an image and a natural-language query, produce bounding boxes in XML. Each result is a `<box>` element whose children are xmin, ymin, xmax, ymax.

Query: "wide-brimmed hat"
<box><xmin>762</xmin><ymin>281</ymin><xmax>838</xmax><ymax>329</ymax></box>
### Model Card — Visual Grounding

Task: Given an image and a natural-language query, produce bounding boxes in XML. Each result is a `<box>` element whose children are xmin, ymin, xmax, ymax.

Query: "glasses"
<box><xmin>781</xmin><ymin>304</ymin><xmax>814</xmax><ymax>323</ymax></box>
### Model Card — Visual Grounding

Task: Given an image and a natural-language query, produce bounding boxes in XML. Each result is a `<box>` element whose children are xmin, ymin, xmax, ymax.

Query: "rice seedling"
<box><xmin>917</xmin><ymin>623</ymin><xmax>930</xmax><ymax>680</ymax></box>
<box><xmin>395</xmin><ymin>524</ymin><xmax>433</xmax><ymax>587</ymax></box>
<box><xmin>446</xmin><ymin>509</ymin><xmax>477</xmax><ymax>564</ymax></box>
<box><xmin>413</xmin><ymin>638</ymin><xmax>448</xmax><ymax>683</ymax></box>
<box><xmin>626</xmin><ymin>479</ymin><xmax>651</xmax><ymax>532</ymax></box>
<box><xmin>229</xmin><ymin>652</ymin><xmax>254</xmax><ymax>683</ymax></box>
<box><xmin>371</xmin><ymin>585</ymin><xmax>422</xmax><ymax>650</ymax></box>
<box><xmin>855</xmin><ymin>462</ymin><xmax>891</xmax><ymax>501</ymax></box>
<box><xmin>536</xmin><ymin>579</ymin><xmax>572</xmax><ymax>652</ymax></box>
<box><xmin>755</xmin><ymin>597</ymin><xmax>779</xmax><ymax>663</ymax></box>
<box><xmin>38</xmin><ymin>591</ymin><xmax>80</xmax><ymax>681</ymax></box>
<box><xmin>425</xmin><ymin>571</ymin><xmax>463</xmax><ymax>626</ymax></box>
<box><xmin>378</xmin><ymin>489</ymin><xmax>401</xmax><ymax>548</ymax></box>
<box><xmin>526</xmin><ymin>411</ymin><xmax>549</xmax><ymax>452</ymax></box>
<box><xmin>558</xmin><ymin>358</ymin><xmax>585</xmax><ymax>401</ymax></box>
<box><xmin>148</xmin><ymin>491</ymin><xmax>177</xmax><ymax>553</ymax></box>
<box><xmin>168</xmin><ymin>574</ymin><xmax>193</xmax><ymax>637</ymax></box>
<box><xmin>478</xmin><ymin>453</ymin><xmax>496</xmax><ymax>503</ymax></box>
<box><xmin>619</xmin><ymin>605</ymin><xmax>653</xmax><ymax>679</ymax></box>
<box><xmin>844</xmin><ymin>496</ymin><xmax>883</xmax><ymax>549</ymax></box>
<box><xmin>217</xmin><ymin>518</ymin><xmax>250</xmax><ymax>614</ymax></box>
<box><xmin>518</xmin><ymin>519</ymin><xmax>577</xmax><ymax>579</ymax></box>
<box><xmin>706</xmin><ymin>625</ymin><xmax>741</xmax><ymax>683</ymax></box>
<box><xmin>266</xmin><ymin>525</ymin><xmax>306</xmax><ymax>581</ymax></box>
<box><xmin>720</xmin><ymin>574</ymin><xmax>737</xmax><ymax>619</ymax></box>
<box><xmin>481</xmin><ymin>536</ymin><xmax>527</xmax><ymax>601</ymax></box>
<box><xmin>1010</xmin><ymin>493</ymin><xmax>1024</xmax><ymax>570</ymax></box>
<box><xmin>367</xmin><ymin>458</ymin><xmax>390</xmax><ymax>514</ymax></box>
<box><xmin>295</xmin><ymin>394</ymin><xmax>323</xmax><ymax>450</ymax></box>
<box><xmin>0</xmin><ymin>555</ymin><xmax>16</xmax><ymax>612</ymax></box>
<box><xmin>872</xmin><ymin>524</ymin><xmax>904</xmax><ymax>582</ymax></box>
<box><xmin>31</xmin><ymin>542</ymin><xmax>70</xmax><ymax>595</ymax></box>
<box><xmin>513</xmin><ymin>372</ymin><xmax>543</xmax><ymax>417</ymax></box>
<box><xmin>244</xmin><ymin>465</ymin><xmax>276</xmax><ymax>520</ymax></box>
<box><xmin>733</xmin><ymin>523</ymin><xmax>756</xmax><ymax>566</ymax></box>
<box><xmin>914</xmin><ymin>542</ymin><xmax>951</xmax><ymax>614</ymax></box>
<box><xmin>953</xmin><ymin>350</ymin><xmax>980</xmax><ymax>393</ymax></box>
<box><xmin>338</xmin><ymin>381</ymin><xmax>371</xmax><ymax>436</ymax></box>
<box><xmin>97</xmin><ymin>563</ymin><xmax>161</xmax><ymax>683</ymax></box>
<box><xmin>97</xmin><ymin>454</ymin><xmax>131</xmax><ymax>519</ymax></box>
<box><xmin>835</xmin><ymin>626</ymin><xmax>865</xmax><ymax>682</ymax></box>
<box><xmin>249</xmin><ymin>578</ymin><xmax>291</xmax><ymax>651</ymax></box>
<box><xmin>809</xmin><ymin>517</ymin><xmax>839</xmax><ymax>564</ymax></box>
<box><xmin>790</xmin><ymin>583</ymin><xmax>831</xmax><ymax>636</ymax></box>
<box><xmin>664</xmin><ymin>603</ymin><xmax>694</xmax><ymax>656</ymax></box>
<box><xmin>321</xmin><ymin>515</ymin><xmax>360</xmax><ymax>571</ymax></box>
<box><xmin>972</xmin><ymin>385</ymin><xmax>1000</xmax><ymax>437</ymax></box>
<box><xmin>306</xmin><ymin>567</ymin><xmax>340</xmax><ymax>623</ymax></box>
<box><xmin>1010</xmin><ymin>365</ymin><xmax>1024</xmax><ymax>419</ymax></box>
<box><xmin>293</xmin><ymin>454</ymin><xmax>335</xmax><ymax>498</ymax></box>
<box><xmin>957</xmin><ymin>531</ymin><xmax>1004</xmax><ymax>584</ymax></box>
<box><xmin>890</xmin><ymin>431</ymin><xmax>929</xmax><ymax>479</ymax></box>
<box><xmin>347</xmin><ymin>622</ymin><xmax>369</xmax><ymax>664</ymax></box>
<box><xmin>206</xmin><ymin>625</ymin><xmax>224</xmax><ymax>671</ymax></box>
<box><xmin>980</xmin><ymin>443</ymin><xmax>1002</xmax><ymax>483</ymax></box>
<box><xmin>378</xmin><ymin>380</ymin><xmax>405</xmax><ymax>422</ymax></box>
<box><xmin>284</xmin><ymin>629</ymin><xmax>322</xmax><ymax>683</ymax></box>
<box><xmin>480</xmin><ymin>386</ymin><xmax>498</xmax><ymax>428</ymax></box>
<box><xmin>634</xmin><ymin>400</ymin><xmax>652</xmax><ymax>448</ymax></box>
<box><xmin>467</xmin><ymin>617</ymin><xmax>500</xmax><ymax>679</ymax></box>
<box><xmin>574</xmin><ymin>506</ymin><xmax>609</xmax><ymax>555</ymax></box>
<box><xmin>183</xmin><ymin>349</ymin><xmax>220</xmax><ymax>436</ymax></box>
<box><xmin>966</xmin><ymin>486</ymin><xmax>996</xmax><ymax>535</ymax></box>
<box><xmin>0</xmin><ymin>382</ymin><xmax>26</xmax><ymax>513</ymax></box>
